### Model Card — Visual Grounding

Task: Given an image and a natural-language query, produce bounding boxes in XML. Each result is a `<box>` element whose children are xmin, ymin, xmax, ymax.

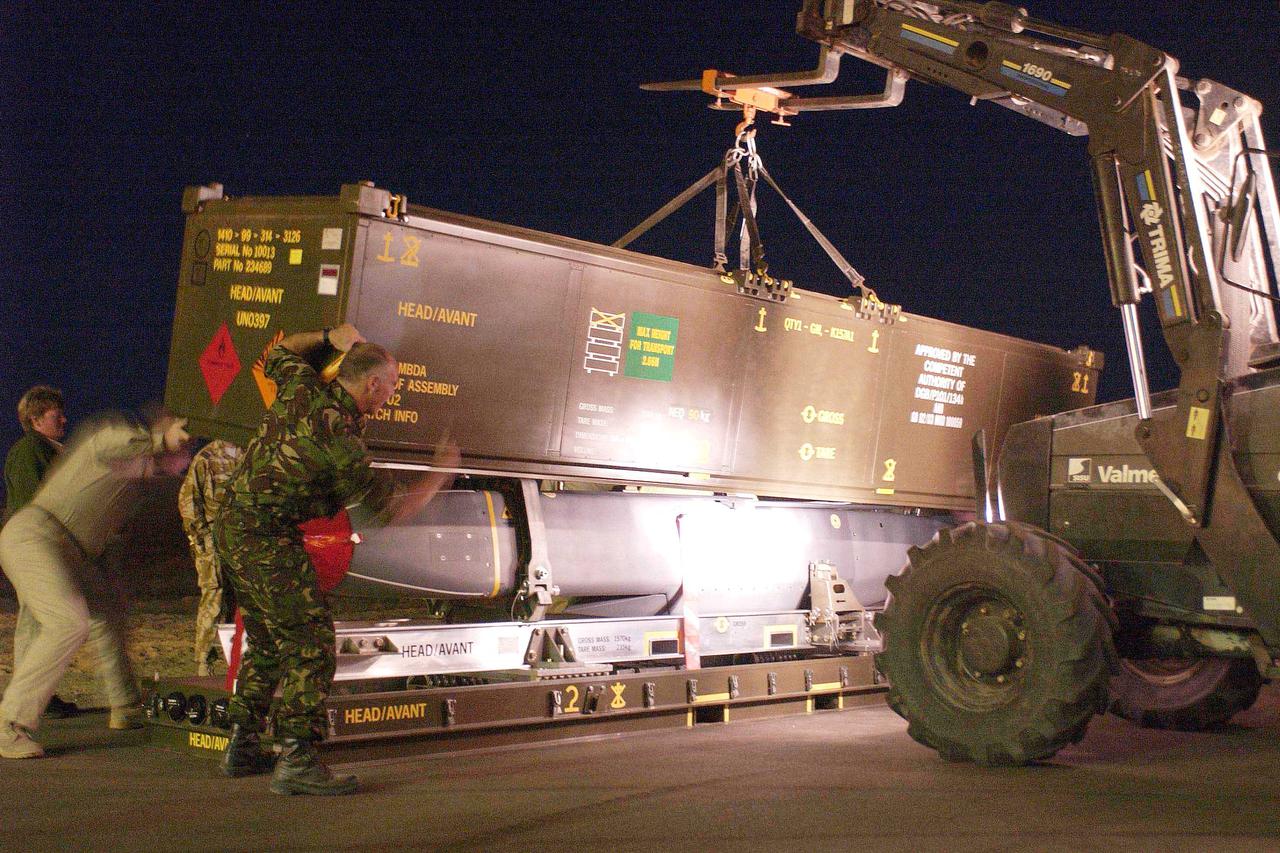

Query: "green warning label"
<box><xmin>624</xmin><ymin>312</ymin><xmax>680</xmax><ymax>382</ymax></box>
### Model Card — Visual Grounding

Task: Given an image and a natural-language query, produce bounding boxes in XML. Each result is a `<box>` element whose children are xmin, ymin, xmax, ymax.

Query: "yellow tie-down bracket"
<box><xmin>844</xmin><ymin>293</ymin><xmax>902</xmax><ymax>324</ymax></box>
<box><xmin>728</xmin><ymin>268</ymin><xmax>793</xmax><ymax>303</ymax></box>
<box><xmin>701</xmin><ymin>69</ymin><xmax>798</xmax><ymax>126</ymax></box>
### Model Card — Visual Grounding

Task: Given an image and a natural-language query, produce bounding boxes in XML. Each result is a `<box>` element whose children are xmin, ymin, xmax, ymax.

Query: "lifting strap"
<box><xmin>757</xmin><ymin>164</ymin><xmax>867</xmax><ymax>294</ymax></box>
<box><xmin>726</xmin><ymin>151</ymin><xmax>766</xmax><ymax>273</ymax></box>
<box><xmin>613</xmin><ymin>164</ymin><xmax>724</xmax><ymax>254</ymax></box>
<box><xmin>613</xmin><ymin>127</ymin><xmax>875</xmax><ymax>300</ymax></box>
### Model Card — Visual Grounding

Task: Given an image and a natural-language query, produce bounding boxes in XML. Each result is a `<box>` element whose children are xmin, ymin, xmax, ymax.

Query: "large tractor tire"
<box><xmin>875</xmin><ymin>522</ymin><xmax>1116</xmax><ymax>766</ymax></box>
<box><xmin>1109</xmin><ymin>657</ymin><xmax>1263</xmax><ymax>730</ymax></box>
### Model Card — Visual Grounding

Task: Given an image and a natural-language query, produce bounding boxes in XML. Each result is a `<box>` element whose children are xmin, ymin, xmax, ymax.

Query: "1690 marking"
<box><xmin>1021</xmin><ymin>62</ymin><xmax>1054</xmax><ymax>81</ymax></box>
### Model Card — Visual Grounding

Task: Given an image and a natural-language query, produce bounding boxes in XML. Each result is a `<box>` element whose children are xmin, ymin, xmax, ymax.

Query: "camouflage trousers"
<box><xmin>213</xmin><ymin>511</ymin><xmax>335</xmax><ymax>741</ymax></box>
<box><xmin>184</xmin><ymin>532</ymin><xmax>224</xmax><ymax>667</ymax></box>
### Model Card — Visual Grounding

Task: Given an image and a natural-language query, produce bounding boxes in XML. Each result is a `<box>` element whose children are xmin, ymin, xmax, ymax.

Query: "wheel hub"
<box><xmin>960</xmin><ymin>610</ymin><xmax>1015</xmax><ymax>675</ymax></box>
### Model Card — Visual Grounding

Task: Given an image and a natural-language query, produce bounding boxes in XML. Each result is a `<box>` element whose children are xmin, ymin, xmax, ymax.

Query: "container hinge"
<box><xmin>181</xmin><ymin>182</ymin><xmax>224</xmax><ymax>214</ymax></box>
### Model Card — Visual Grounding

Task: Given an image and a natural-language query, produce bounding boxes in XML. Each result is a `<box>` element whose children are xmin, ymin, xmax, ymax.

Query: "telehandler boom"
<box><xmin>647</xmin><ymin>0</ymin><xmax>1280</xmax><ymax>764</ymax></box>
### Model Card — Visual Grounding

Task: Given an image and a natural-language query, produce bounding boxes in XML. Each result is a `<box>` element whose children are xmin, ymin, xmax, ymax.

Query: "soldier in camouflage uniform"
<box><xmin>177</xmin><ymin>439</ymin><xmax>242</xmax><ymax>676</ymax></box>
<box><xmin>214</xmin><ymin>323</ymin><xmax>405</xmax><ymax>795</ymax></box>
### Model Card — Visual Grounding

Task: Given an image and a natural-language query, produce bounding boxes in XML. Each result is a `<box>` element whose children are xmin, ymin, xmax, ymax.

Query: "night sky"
<box><xmin>3</xmin><ymin>2</ymin><xmax>1278</xmax><ymax>451</ymax></box>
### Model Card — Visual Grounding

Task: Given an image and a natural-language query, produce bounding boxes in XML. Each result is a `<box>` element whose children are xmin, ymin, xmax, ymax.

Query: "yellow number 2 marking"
<box><xmin>563</xmin><ymin>685</ymin><xmax>581</xmax><ymax>713</ymax></box>
<box><xmin>400</xmin><ymin>235</ymin><xmax>421</xmax><ymax>267</ymax></box>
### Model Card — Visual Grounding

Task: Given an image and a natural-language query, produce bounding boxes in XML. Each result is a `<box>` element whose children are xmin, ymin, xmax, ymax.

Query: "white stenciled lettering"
<box><xmin>1098</xmin><ymin>464</ymin><xmax>1160</xmax><ymax>484</ymax></box>
<box><xmin>1147</xmin><ymin>223</ymin><xmax>1175</xmax><ymax>288</ymax></box>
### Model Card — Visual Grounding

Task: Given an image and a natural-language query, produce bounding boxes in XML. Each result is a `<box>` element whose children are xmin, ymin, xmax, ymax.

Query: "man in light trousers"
<box><xmin>0</xmin><ymin>413</ymin><xmax>190</xmax><ymax>759</ymax></box>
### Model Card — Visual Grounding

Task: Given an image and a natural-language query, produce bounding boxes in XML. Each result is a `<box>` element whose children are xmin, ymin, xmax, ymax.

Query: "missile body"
<box><xmin>305</xmin><ymin>483</ymin><xmax>952</xmax><ymax>617</ymax></box>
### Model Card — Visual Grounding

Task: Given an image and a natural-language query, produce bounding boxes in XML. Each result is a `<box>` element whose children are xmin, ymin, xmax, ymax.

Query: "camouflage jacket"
<box><xmin>177</xmin><ymin>439</ymin><xmax>243</xmax><ymax>538</ymax></box>
<box><xmin>221</xmin><ymin>346</ymin><xmax>395</xmax><ymax>534</ymax></box>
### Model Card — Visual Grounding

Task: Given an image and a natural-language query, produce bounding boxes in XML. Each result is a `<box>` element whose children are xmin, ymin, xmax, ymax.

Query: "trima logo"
<box><xmin>1067</xmin><ymin>457</ymin><xmax>1092</xmax><ymax>484</ymax></box>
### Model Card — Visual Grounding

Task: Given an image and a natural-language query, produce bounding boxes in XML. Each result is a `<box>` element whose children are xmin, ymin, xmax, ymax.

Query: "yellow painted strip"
<box><xmin>686</xmin><ymin>709</ymin><xmax>693</xmax><ymax>727</ymax></box>
<box><xmin>809</xmin><ymin>681</ymin><xmax>843</xmax><ymax>692</ymax></box>
<box><xmin>805</xmin><ymin>697</ymin><xmax>814</xmax><ymax>714</ymax></box>
<box><xmin>1001</xmin><ymin>59</ymin><xmax>1021</xmax><ymax>70</ymax></box>
<box><xmin>1051</xmin><ymin>78</ymin><xmax>1072</xmax><ymax>89</ymax></box>
<box><xmin>876</xmin><ymin>488</ymin><xmax>895</xmax><ymax>495</ymax></box>
<box><xmin>1186</xmin><ymin>406</ymin><xmax>1210</xmax><ymax>440</ymax></box>
<box><xmin>1169</xmin><ymin>281</ymin><xmax>1184</xmax><ymax>317</ymax></box>
<box><xmin>1142</xmin><ymin>170</ymin><xmax>1157</xmax><ymax>201</ymax></box>
<box><xmin>695</xmin><ymin>692</ymin><xmax>732</xmax><ymax>704</ymax></box>
<box><xmin>483</xmin><ymin>491</ymin><xmax>501</xmax><ymax>597</ymax></box>
<box><xmin>902</xmin><ymin>21</ymin><xmax>959</xmax><ymax>47</ymax></box>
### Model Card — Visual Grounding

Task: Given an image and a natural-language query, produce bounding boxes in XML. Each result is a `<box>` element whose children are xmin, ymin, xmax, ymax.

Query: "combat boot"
<box><xmin>44</xmin><ymin>695</ymin><xmax>79</xmax><ymax>719</ymax></box>
<box><xmin>269</xmin><ymin>737</ymin><xmax>357</xmax><ymax>796</ymax></box>
<box><xmin>220</xmin><ymin>725</ymin><xmax>276</xmax><ymax>777</ymax></box>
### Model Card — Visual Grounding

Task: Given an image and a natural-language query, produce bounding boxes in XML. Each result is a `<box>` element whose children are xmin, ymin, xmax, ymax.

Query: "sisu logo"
<box><xmin>1068</xmin><ymin>457</ymin><xmax>1160</xmax><ymax>484</ymax></box>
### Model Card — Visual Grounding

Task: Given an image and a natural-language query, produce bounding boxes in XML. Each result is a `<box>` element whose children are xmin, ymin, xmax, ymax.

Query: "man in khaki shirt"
<box><xmin>0</xmin><ymin>412</ymin><xmax>189</xmax><ymax>759</ymax></box>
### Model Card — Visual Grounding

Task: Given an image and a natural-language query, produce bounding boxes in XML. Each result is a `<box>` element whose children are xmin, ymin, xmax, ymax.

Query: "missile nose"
<box><xmin>300</xmin><ymin>509</ymin><xmax>355</xmax><ymax>592</ymax></box>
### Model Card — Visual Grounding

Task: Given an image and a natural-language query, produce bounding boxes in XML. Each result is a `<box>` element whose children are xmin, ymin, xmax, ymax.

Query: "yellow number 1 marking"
<box><xmin>376</xmin><ymin>232</ymin><xmax>395</xmax><ymax>263</ymax></box>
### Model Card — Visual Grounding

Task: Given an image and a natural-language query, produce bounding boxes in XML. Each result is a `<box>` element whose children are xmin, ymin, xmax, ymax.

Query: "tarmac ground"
<box><xmin>2</xmin><ymin>683</ymin><xmax>1279</xmax><ymax>851</ymax></box>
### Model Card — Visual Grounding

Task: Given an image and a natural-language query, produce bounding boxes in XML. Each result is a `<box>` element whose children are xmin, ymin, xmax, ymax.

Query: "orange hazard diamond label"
<box><xmin>198</xmin><ymin>323</ymin><xmax>241</xmax><ymax>406</ymax></box>
<box><xmin>252</xmin><ymin>330</ymin><xmax>286</xmax><ymax>409</ymax></box>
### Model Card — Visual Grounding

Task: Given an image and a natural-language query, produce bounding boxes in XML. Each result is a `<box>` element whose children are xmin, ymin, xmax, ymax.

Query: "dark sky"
<box><xmin>3</xmin><ymin>2</ymin><xmax>1278</xmax><ymax>450</ymax></box>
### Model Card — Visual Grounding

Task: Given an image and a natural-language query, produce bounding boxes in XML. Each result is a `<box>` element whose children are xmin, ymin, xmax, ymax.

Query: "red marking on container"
<box><xmin>198</xmin><ymin>322</ymin><xmax>241</xmax><ymax>405</ymax></box>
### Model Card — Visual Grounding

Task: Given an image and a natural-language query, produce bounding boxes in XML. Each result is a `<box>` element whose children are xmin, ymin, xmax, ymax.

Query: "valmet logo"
<box><xmin>1068</xmin><ymin>457</ymin><xmax>1160</xmax><ymax>485</ymax></box>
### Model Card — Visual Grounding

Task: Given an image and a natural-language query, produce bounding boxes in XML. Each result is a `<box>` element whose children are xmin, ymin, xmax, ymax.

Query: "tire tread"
<box><xmin>877</xmin><ymin>522</ymin><xmax>1114</xmax><ymax>767</ymax></box>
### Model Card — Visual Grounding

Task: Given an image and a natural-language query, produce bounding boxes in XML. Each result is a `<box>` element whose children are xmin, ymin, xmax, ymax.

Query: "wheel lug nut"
<box><xmin>979</xmin><ymin>607</ymin><xmax>989</xmax><ymax>616</ymax></box>
<box><xmin>996</xmin><ymin>675</ymin><xmax>1005</xmax><ymax>683</ymax></box>
<box><xmin>1015</xmin><ymin>658</ymin><xmax>1024</xmax><ymax>668</ymax></box>
<box><xmin>1017</xmin><ymin>631</ymin><xmax>1026</xmax><ymax>641</ymax></box>
<box><xmin>961</xmin><ymin>622</ymin><xmax>969</xmax><ymax>633</ymax></box>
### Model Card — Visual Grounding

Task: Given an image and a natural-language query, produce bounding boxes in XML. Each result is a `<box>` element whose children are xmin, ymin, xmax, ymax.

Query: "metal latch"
<box><xmin>730</xmin><ymin>268</ymin><xmax>792</xmax><ymax>303</ymax></box>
